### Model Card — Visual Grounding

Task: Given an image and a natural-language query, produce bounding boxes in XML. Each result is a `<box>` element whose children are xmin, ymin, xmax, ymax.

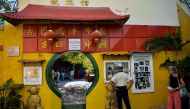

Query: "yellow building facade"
<box><xmin>0</xmin><ymin>1</ymin><xmax>190</xmax><ymax>109</ymax></box>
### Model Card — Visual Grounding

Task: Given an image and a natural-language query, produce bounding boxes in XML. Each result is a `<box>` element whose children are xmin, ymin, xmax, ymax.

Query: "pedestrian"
<box><xmin>70</xmin><ymin>70</ymin><xmax>74</xmax><ymax>80</ymax></box>
<box><xmin>167</xmin><ymin>66</ymin><xmax>185</xmax><ymax>109</ymax></box>
<box><xmin>60</xmin><ymin>71</ymin><xmax>65</xmax><ymax>81</ymax></box>
<box><xmin>76</xmin><ymin>70</ymin><xmax>81</xmax><ymax>79</ymax></box>
<box><xmin>56</xmin><ymin>71</ymin><xmax>60</xmax><ymax>82</ymax></box>
<box><xmin>111</xmin><ymin>64</ymin><xmax>134</xmax><ymax>109</ymax></box>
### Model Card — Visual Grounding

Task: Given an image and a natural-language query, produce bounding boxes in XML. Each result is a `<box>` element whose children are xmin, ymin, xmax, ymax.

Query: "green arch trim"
<box><xmin>46</xmin><ymin>52</ymin><xmax>99</xmax><ymax>98</ymax></box>
<box><xmin>46</xmin><ymin>53</ymin><xmax>62</xmax><ymax>98</ymax></box>
<box><xmin>84</xmin><ymin>53</ymin><xmax>99</xmax><ymax>95</ymax></box>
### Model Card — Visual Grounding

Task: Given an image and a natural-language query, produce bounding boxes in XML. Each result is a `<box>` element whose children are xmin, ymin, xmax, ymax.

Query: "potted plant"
<box><xmin>0</xmin><ymin>78</ymin><xmax>24</xmax><ymax>109</ymax></box>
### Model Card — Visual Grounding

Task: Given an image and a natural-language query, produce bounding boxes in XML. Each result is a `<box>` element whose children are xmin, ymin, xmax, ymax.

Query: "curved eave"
<box><xmin>2</xmin><ymin>4</ymin><xmax>130</xmax><ymax>26</ymax></box>
<box><xmin>3</xmin><ymin>14</ymin><xmax>130</xmax><ymax>26</ymax></box>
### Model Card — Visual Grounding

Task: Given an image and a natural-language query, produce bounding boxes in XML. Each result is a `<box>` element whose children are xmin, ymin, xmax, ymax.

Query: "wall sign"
<box><xmin>131</xmin><ymin>53</ymin><xmax>154</xmax><ymax>93</ymax></box>
<box><xmin>23</xmin><ymin>66</ymin><xmax>42</xmax><ymax>85</ymax></box>
<box><xmin>23</xmin><ymin>24</ymin><xmax>114</xmax><ymax>52</ymax></box>
<box><xmin>104</xmin><ymin>60</ymin><xmax>130</xmax><ymax>83</ymax></box>
<box><xmin>7</xmin><ymin>46</ymin><xmax>19</xmax><ymax>56</ymax></box>
<box><xmin>68</xmin><ymin>39</ymin><xmax>81</xmax><ymax>50</ymax></box>
<box><xmin>23</xmin><ymin>24</ymin><xmax>175</xmax><ymax>53</ymax></box>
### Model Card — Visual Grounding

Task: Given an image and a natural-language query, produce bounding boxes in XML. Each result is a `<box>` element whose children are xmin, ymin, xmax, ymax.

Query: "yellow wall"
<box><xmin>0</xmin><ymin>23</ymin><xmax>62</xmax><ymax>109</ymax></box>
<box><xmin>0</xmin><ymin>3</ymin><xmax>190</xmax><ymax>109</ymax></box>
<box><xmin>178</xmin><ymin>5</ymin><xmax>190</xmax><ymax>55</ymax></box>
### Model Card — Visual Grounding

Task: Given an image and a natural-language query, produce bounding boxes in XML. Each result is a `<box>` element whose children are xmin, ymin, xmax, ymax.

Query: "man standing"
<box><xmin>111</xmin><ymin>64</ymin><xmax>134</xmax><ymax>109</ymax></box>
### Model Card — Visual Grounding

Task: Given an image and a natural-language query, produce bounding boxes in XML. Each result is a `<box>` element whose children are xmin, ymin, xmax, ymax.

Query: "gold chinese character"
<box><xmin>55</xmin><ymin>27</ymin><xmax>65</xmax><ymax>36</ymax></box>
<box><xmin>98</xmin><ymin>39</ymin><xmax>106</xmax><ymax>48</ymax></box>
<box><xmin>81</xmin><ymin>0</ymin><xmax>89</xmax><ymax>6</ymax></box>
<box><xmin>41</xmin><ymin>26</ymin><xmax>48</xmax><ymax>35</ymax></box>
<box><xmin>50</xmin><ymin>0</ymin><xmax>59</xmax><ymax>5</ymax></box>
<box><xmin>84</xmin><ymin>27</ymin><xmax>92</xmax><ymax>35</ymax></box>
<box><xmin>72</xmin><ymin>26</ymin><xmax>77</xmax><ymax>36</ymax></box>
<box><xmin>65</xmin><ymin>0</ymin><xmax>74</xmax><ymax>6</ymax></box>
<box><xmin>27</xmin><ymin>26</ymin><xmax>33</xmax><ymax>35</ymax></box>
<box><xmin>41</xmin><ymin>40</ymin><xmax>48</xmax><ymax>48</ymax></box>
<box><xmin>100</xmin><ymin>27</ymin><xmax>107</xmax><ymax>36</ymax></box>
<box><xmin>55</xmin><ymin>40</ymin><xmax>64</xmax><ymax>48</ymax></box>
<box><xmin>85</xmin><ymin>40</ymin><xmax>92</xmax><ymax>49</ymax></box>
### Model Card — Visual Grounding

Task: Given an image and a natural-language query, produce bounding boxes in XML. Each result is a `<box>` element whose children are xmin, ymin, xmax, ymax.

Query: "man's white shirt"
<box><xmin>111</xmin><ymin>72</ymin><xmax>133</xmax><ymax>87</ymax></box>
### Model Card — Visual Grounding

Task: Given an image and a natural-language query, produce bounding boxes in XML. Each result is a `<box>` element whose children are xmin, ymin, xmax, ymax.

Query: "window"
<box><xmin>104</xmin><ymin>60</ymin><xmax>130</xmax><ymax>83</ymax></box>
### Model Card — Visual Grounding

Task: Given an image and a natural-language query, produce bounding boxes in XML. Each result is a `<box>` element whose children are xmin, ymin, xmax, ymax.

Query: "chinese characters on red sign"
<box><xmin>23</xmin><ymin>24</ymin><xmax>176</xmax><ymax>53</ymax></box>
<box><xmin>23</xmin><ymin>24</ymin><xmax>113</xmax><ymax>53</ymax></box>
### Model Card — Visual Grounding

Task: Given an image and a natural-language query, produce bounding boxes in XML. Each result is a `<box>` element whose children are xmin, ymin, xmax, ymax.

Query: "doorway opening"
<box><xmin>46</xmin><ymin>51</ymin><xmax>99</xmax><ymax>109</ymax></box>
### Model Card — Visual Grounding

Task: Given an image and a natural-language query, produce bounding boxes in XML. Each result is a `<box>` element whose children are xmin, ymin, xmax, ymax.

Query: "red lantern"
<box><xmin>91</xmin><ymin>30</ymin><xmax>101</xmax><ymax>44</ymax></box>
<box><xmin>42</xmin><ymin>30</ymin><xmax>56</xmax><ymax>41</ymax></box>
<box><xmin>46</xmin><ymin>30</ymin><xmax>54</xmax><ymax>37</ymax></box>
<box><xmin>91</xmin><ymin>30</ymin><xmax>99</xmax><ymax>39</ymax></box>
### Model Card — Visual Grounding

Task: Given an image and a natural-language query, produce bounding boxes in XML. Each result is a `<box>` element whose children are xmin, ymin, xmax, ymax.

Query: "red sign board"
<box><xmin>23</xmin><ymin>24</ymin><xmax>112</xmax><ymax>53</ymax></box>
<box><xmin>53</xmin><ymin>38</ymin><xmax>67</xmax><ymax>52</ymax></box>
<box><xmin>52</xmin><ymin>25</ymin><xmax>67</xmax><ymax>37</ymax></box>
<box><xmin>23</xmin><ymin>24</ymin><xmax>38</xmax><ymax>37</ymax></box>
<box><xmin>37</xmin><ymin>38</ymin><xmax>52</xmax><ymax>52</ymax></box>
<box><xmin>67</xmin><ymin>24</ymin><xmax>82</xmax><ymax>37</ymax></box>
<box><xmin>81</xmin><ymin>25</ymin><xmax>95</xmax><ymax>37</ymax></box>
<box><xmin>23</xmin><ymin>24</ymin><xmax>176</xmax><ymax>53</ymax></box>
<box><xmin>38</xmin><ymin>24</ymin><xmax>51</xmax><ymax>37</ymax></box>
<box><xmin>23</xmin><ymin>38</ymin><xmax>38</xmax><ymax>52</ymax></box>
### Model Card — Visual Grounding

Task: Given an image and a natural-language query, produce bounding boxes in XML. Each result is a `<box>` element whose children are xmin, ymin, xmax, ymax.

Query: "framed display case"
<box><xmin>104</xmin><ymin>60</ymin><xmax>130</xmax><ymax>83</ymax></box>
<box><xmin>23</xmin><ymin>66</ymin><xmax>42</xmax><ymax>85</ymax></box>
<box><xmin>131</xmin><ymin>53</ymin><xmax>154</xmax><ymax>93</ymax></box>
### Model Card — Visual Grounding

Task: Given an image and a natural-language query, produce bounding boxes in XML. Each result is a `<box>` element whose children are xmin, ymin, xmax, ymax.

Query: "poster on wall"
<box><xmin>23</xmin><ymin>66</ymin><xmax>42</xmax><ymax>85</ymax></box>
<box><xmin>131</xmin><ymin>53</ymin><xmax>154</xmax><ymax>93</ymax></box>
<box><xmin>104</xmin><ymin>60</ymin><xmax>130</xmax><ymax>82</ymax></box>
<box><xmin>7</xmin><ymin>46</ymin><xmax>19</xmax><ymax>56</ymax></box>
<box><xmin>68</xmin><ymin>39</ymin><xmax>81</xmax><ymax>50</ymax></box>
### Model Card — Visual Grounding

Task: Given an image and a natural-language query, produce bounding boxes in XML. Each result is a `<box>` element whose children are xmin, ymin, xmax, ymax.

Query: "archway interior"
<box><xmin>51</xmin><ymin>51</ymin><xmax>95</xmax><ymax>105</ymax></box>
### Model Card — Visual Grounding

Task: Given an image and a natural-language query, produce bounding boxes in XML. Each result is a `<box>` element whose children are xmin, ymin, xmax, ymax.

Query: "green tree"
<box><xmin>0</xmin><ymin>0</ymin><xmax>11</xmax><ymax>12</ymax></box>
<box><xmin>144</xmin><ymin>28</ymin><xmax>190</xmax><ymax>53</ymax></box>
<box><xmin>160</xmin><ymin>56</ymin><xmax>190</xmax><ymax>91</ymax></box>
<box><xmin>144</xmin><ymin>28</ymin><xmax>190</xmax><ymax>91</ymax></box>
<box><xmin>160</xmin><ymin>56</ymin><xmax>190</xmax><ymax>77</ymax></box>
<box><xmin>60</xmin><ymin>52</ymin><xmax>94</xmax><ymax>74</ymax></box>
<box><xmin>0</xmin><ymin>78</ymin><xmax>24</xmax><ymax>109</ymax></box>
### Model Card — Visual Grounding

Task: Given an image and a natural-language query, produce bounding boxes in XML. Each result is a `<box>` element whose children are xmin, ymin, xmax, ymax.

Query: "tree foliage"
<box><xmin>160</xmin><ymin>55</ymin><xmax>190</xmax><ymax>77</ymax></box>
<box><xmin>0</xmin><ymin>78</ymin><xmax>24</xmax><ymax>109</ymax></box>
<box><xmin>144</xmin><ymin>28</ymin><xmax>190</xmax><ymax>52</ymax></box>
<box><xmin>59</xmin><ymin>52</ymin><xmax>94</xmax><ymax>74</ymax></box>
<box><xmin>160</xmin><ymin>56</ymin><xmax>190</xmax><ymax>91</ymax></box>
<box><xmin>0</xmin><ymin>0</ymin><xmax>11</xmax><ymax>12</ymax></box>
